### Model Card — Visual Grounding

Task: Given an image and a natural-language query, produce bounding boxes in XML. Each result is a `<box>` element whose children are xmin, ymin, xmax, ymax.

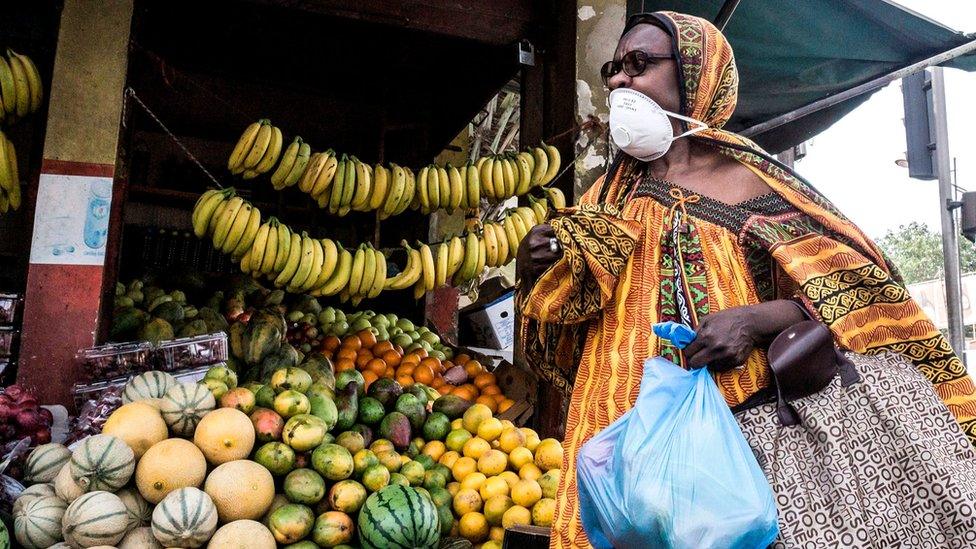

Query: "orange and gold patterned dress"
<box><xmin>519</xmin><ymin>10</ymin><xmax>976</xmax><ymax>549</ymax></box>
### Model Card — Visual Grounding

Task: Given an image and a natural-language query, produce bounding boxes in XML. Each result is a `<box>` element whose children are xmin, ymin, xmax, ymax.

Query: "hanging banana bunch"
<box><xmin>0</xmin><ymin>49</ymin><xmax>44</xmax><ymax>214</ymax></box>
<box><xmin>0</xmin><ymin>130</ymin><xmax>19</xmax><ymax>213</ymax></box>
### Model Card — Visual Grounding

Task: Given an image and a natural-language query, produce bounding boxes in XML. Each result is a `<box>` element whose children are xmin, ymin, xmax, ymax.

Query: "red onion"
<box><xmin>15</xmin><ymin>410</ymin><xmax>47</xmax><ymax>433</ymax></box>
<box><xmin>38</xmin><ymin>408</ymin><xmax>53</xmax><ymax>423</ymax></box>
<box><xmin>33</xmin><ymin>429</ymin><xmax>51</xmax><ymax>445</ymax></box>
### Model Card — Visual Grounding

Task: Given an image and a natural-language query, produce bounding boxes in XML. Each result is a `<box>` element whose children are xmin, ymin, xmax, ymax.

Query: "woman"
<box><xmin>516</xmin><ymin>11</ymin><xmax>976</xmax><ymax>549</ymax></box>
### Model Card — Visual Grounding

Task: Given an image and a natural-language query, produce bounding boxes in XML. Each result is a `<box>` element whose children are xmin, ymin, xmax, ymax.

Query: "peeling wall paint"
<box><xmin>574</xmin><ymin>1</ymin><xmax>625</xmax><ymax>202</ymax></box>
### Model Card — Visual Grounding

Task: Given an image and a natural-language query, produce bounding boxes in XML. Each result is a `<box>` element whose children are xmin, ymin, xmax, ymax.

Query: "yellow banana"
<box><xmin>492</xmin><ymin>156</ymin><xmax>506</xmax><ymax>200</ymax></box>
<box><xmin>435</xmin><ymin>240</ymin><xmax>449</xmax><ymax>287</ymax></box>
<box><xmin>447</xmin><ymin>235</ymin><xmax>465</xmax><ymax>277</ymax></box>
<box><xmin>272</xmin><ymin>222</ymin><xmax>292</xmax><ymax>273</ymax></box>
<box><xmin>510</xmin><ymin>210</ymin><xmax>529</xmax><ymax>243</ymax></box>
<box><xmin>274</xmin><ymin>232</ymin><xmax>303</xmax><ymax>287</ymax></box>
<box><xmin>247</xmin><ymin>221</ymin><xmax>271</xmax><ymax>274</ymax></box>
<box><xmin>248</xmin><ymin>125</ymin><xmax>282</xmax><ymax>178</ymax></box>
<box><xmin>388</xmin><ymin>241</ymin><xmax>423</xmax><ymax>290</ymax></box>
<box><xmin>456</xmin><ymin>232</ymin><xmax>479</xmax><ymax>284</ymax></box>
<box><xmin>413</xmin><ymin>279</ymin><xmax>426</xmax><ymax>301</ymax></box>
<box><xmin>311</xmin><ymin>151</ymin><xmax>339</xmax><ymax>199</ymax></box>
<box><xmin>492</xmin><ymin>222</ymin><xmax>511</xmax><ymax>265</ymax></box>
<box><xmin>419</xmin><ymin>242</ymin><xmax>436</xmax><ymax>291</ymax></box>
<box><xmin>191</xmin><ymin>189</ymin><xmax>220</xmax><ymax>234</ymax></box>
<box><xmin>191</xmin><ymin>189</ymin><xmax>226</xmax><ymax>238</ymax></box>
<box><xmin>240</xmin><ymin>249</ymin><xmax>253</xmax><ymax>274</ymax></box>
<box><xmin>243</xmin><ymin>120</ymin><xmax>272</xmax><ymax>170</ymax></box>
<box><xmin>437</xmin><ymin>165</ymin><xmax>451</xmax><ymax>210</ymax></box>
<box><xmin>380</xmin><ymin>164</ymin><xmax>405</xmax><ymax>219</ymax></box>
<box><xmin>427</xmin><ymin>165</ymin><xmax>441</xmax><ymax>211</ymax></box>
<box><xmin>386</xmin><ymin>248</ymin><xmax>413</xmax><ymax>290</ymax></box>
<box><xmin>207</xmin><ymin>199</ymin><xmax>228</xmax><ymax>236</ymax></box>
<box><xmin>7</xmin><ymin>52</ymin><xmax>29</xmax><ymax>119</ymax></box>
<box><xmin>501</xmin><ymin>156</ymin><xmax>517</xmax><ymax>198</ymax></box>
<box><xmin>228</xmin><ymin>121</ymin><xmax>261</xmax><ymax>172</ymax></box>
<box><xmin>0</xmin><ymin>190</ymin><xmax>8</xmax><ymax>213</ymax></box>
<box><xmin>396</xmin><ymin>167</ymin><xmax>417</xmax><ymax>215</ymax></box>
<box><xmin>515</xmin><ymin>152</ymin><xmax>533</xmax><ymax>196</ymax></box>
<box><xmin>347</xmin><ymin>245</ymin><xmax>367</xmax><ymax>296</ymax></box>
<box><xmin>231</xmin><ymin>204</ymin><xmax>262</xmax><ymax>259</ymax></box>
<box><xmin>474</xmin><ymin>234</ymin><xmax>487</xmax><ymax>278</ymax></box>
<box><xmin>287</xmin><ymin>233</ymin><xmax>316</xmax><ymax>290</ymax></box>
<box><xmin>480</xmin><ymin>157</ymin><xmax>496</xmax><ymax>201</ymax></box>
<box><xmin>516</xmin><ymin>206</ymin><xmax>539</xmax><ymax>232</ymax></box>
<box><xmin>367</xmin><ymin>248</ymin><xmax>387</xmax><ymax>298</ymax></box>
<box><xmin>531</xmin><ymin>146</ymin><xmax>549</xmax><ymax>187</ymax></box>
<box><xmin>12</xmin><ymin>51</ymin><xmax>42</xmax><ymax>114</ymax></box>
<box><xmin>328</xmin><ymin>155</ymin><xmax>348</xmax><ymax>215</ymax></box>
<box><xmin>308</xmin><ymin>238</ymin><xmax>339</xmax><ymax>291</ymax></box>
<box><xmin>270</xmin><ymin>136</ymin><xmax>301</xmax><ymax>189</ymax></box>
<box><xmin>357</xmin><ymin>244</ymin><xmax>377</xmax><ymax>297</ymax></box>
<box><xmin>483</xmin><ymin>222</ymin><xmax>500</xmax><ymax>267</ymax></box>
<box><xmin>283</xmin><ymin>141</ymin><xmax>311</xmax><ymax>188</ymax></box>
<box><xmin>542</xmin><ymin>143</ymin><xmax>561</xmax><ymax>185</ymax></box>
<box><xmin>545</xmin><ymin>186</ymin><xmax>567</xmax><ymax>209</ymax></box>
<box><xmin>417</xmin><ymin>166</ymin><xmax>431</xmax><ymax>213</ymax></box>
<box><xmin>299</xmin><ymin>237</ymin><xmax>325</xmax><ymax>292</ymax></box>
<box><xmin>0</xmin><ymin>57</ymin><xmax>16</xmax><ymax>119</ymax></box>
<box><xmin>349</xmin><ymin>157</ymin><xmax>373</xmax><ymax>212</ymax></box>
<box><xmin>299</xmin><ymin>152</ymin><xmax>327</xmax><ymax>194</ymax></box>
<box><xmin>318</xmin><ymin>245</ymin><xmax>353</xmax><ymax>297</ymax></box>
<box><xmin>529</xmin><ymin>195</ymin><xmax>548</xmax><ymax>224</ymax></box>
<box><xmin>465</xmin><ymin>162</ymin><xmax>481</xmax><ymax>210</ymax></box>
<box><xmin>369</xmin><ymin>164</ymin><xmax>390</xmax><ymax>211</ymax></box>
<box><xmin>337</xmin><ymin>155</ymin><xmax>357</xmax><ymax>216</ymax></box>
<box><xmin>259</xmin><ymin>218</ymin><xmax>279</xmax><ymax>275</ymax></box>
<box><xmin>502</xmin><ymin>215</ymin><xmax>520</xmax><ymax>254</ymax></box>
<box><xmin>447</xmin><ymin>165</ymin><xmax>463</xmax><ymax>213</ymax></box>
<box><xmin>212</xmin><ymin>196</ymin><xmax>245</xmax><ymax>249</ymax></box>
<box><xmin>221</xmin><ymin>202</ymin><xmax>253</xmax><ymax>254</ymax></box>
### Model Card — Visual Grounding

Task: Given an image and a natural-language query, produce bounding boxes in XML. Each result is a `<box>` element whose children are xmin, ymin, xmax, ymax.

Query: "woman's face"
<box><xmin>607</xmin><ymin>23</ymin><xmax>681</xmax><ymax>114</ymax></box>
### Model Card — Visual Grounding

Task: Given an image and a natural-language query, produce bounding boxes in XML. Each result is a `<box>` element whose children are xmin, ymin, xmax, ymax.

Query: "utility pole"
<box><xmin>930</xmin><ymin>67</ymin><xmax>966</xmax><ymax>358</ymax></box>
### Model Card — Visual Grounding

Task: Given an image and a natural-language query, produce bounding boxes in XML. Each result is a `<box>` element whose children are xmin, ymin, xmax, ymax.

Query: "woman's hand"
<box><xmin>516</xmin><ymin>223</ymin><xmax>563</xmax><ymax>289</ymax></box>
<box><xmin>683</xmin><ymin>300</ymin><xmax>807</xmax><ymax>370</ymax></box>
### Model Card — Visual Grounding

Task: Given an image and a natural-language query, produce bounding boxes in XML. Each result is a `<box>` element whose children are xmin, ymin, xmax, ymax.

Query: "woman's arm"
<box><xmin>683</xmin><ymin>300</ymin><xmax>807</xmax><ymax>370</ymax></box>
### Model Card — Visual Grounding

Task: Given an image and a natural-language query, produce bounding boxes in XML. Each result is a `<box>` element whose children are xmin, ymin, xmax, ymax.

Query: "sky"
<box><xmin>794</xmin><ymin>1</ymin><xmax>976</xmax><ymax>240</ymax></box>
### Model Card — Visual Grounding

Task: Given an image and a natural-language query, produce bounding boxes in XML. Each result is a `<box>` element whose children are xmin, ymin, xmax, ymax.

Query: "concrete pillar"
<box><xmin>574</xmin><ymin>1</ymin><xmax>626</xmax><ymax>201</ymax></box>
<box><xmin>18</xmin><ymin>0</ymin><xmax>133</xmax><ymax>405</ymax></box>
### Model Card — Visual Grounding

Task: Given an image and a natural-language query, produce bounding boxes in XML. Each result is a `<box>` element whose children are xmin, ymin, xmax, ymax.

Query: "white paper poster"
<box><xmin>29</xmin><ymin>173</ymin><xmax>113</xmax><ymax>265</ymax></box>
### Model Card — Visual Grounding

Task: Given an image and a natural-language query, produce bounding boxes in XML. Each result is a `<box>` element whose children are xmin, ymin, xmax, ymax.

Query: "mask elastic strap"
<box><xmin>666</xmin><ymin>111</ymin><xmax>709</xmax><ymax>140</ymax></box>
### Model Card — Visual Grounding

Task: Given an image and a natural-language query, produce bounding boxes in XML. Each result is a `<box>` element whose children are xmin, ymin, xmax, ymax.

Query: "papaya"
<box><xmin>139</xmin><ymin>317</ymin><xmax>174</xmax><ymax>344</ymax></box>
<box><xmin>154</xmin><ymin>301</ymin><xmax>186</xmax><ymax>325</ymax></box>
<box><xmin>248</xmin><ymin>322</ymin><xmax>283</xmax><ymax>365</ymax></box>
<box><xmin>178</xmin><ymin>319</ymin><xmax>209</xmax><ymax>338</ymax></box>
<box><xmin>251</xmin><ymin>309</ymin><xmax>288</xmax><ymax>343</ymax></box>
<box><xmin>431</xmin><ymin>395</ymin><xmax>472</xmax><ymax>420</ymax></box>
<box><xmin>261</xmin><ymin>344</ymin><xmax>302</xmax><ymax>380</ymax></box>
<box><xmin>198</xmin><ymin>307</ymin><xmax>229</xmax><ymax>334</ymax></box>
<box><xmin>335</xmin><ymin>382</ymin><xmax>359</xmax><ymax>432</ymax></box>
<box><xmin>229</xmin><ymin>322</ymin><xmax>249</xmax><ymax>360</ymax></box>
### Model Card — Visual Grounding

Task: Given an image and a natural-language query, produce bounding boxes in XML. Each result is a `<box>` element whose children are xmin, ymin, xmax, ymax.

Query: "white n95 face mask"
<box><xmin>608</xmin><ymin>88</ymin><xmax>709</xmax><ymax>162</ymax></box>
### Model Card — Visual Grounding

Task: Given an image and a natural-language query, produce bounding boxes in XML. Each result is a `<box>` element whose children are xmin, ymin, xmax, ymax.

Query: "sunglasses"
<box><xmin>601</xmin><ymin>50</ymin><xmax>674</xmax><ymax>87</ymax></box>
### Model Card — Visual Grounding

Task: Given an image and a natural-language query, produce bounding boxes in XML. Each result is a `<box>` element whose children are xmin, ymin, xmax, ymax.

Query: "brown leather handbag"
<box><xmin>734</xmin><ymin>320</ymin><xmax>976</xmax><ymax>548</ymax></box>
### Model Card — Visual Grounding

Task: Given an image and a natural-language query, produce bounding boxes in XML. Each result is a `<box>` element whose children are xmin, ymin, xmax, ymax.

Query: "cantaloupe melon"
<box><xmin>206</xmin><ymin>520</ymin><xmax>275</xmax><ymax>549</ymax></box>
<box><xmin>122</xmin><ymin>370</ymin><xmax>177</xmax><ymax>404</ymax></box>
<box><xmin>158</xmin><ymin>383</ymin><xmax>216</xmax><ymax>437</ymax></box>
<box><xmin>62</xmin><ymin>491</ymin><xmax>129</xmax><ymax>548</ymax></box>
<box><xmin>54</xmin><ymin>463</ymin><xmax>85</xmax><ymax>503</ymax></box>
<box><xmin>203</xmin><ymin>460</ymin><xmax>274</xmax><ymax>522</ymax></box>
<box><xmin>12</xmin><ymin>483</ymin><xmax>57</xmax><ymax>516</ymax></box>
<box><xmin>101</xmin><ymin>402</ymin><xmax>168</xmax><ymax>459</ymax></box>
<box><xmin>151</xmin><ymin>487</ymin><xmax>217</xmax><ymax>548</ymax></box>
<box><xmin>192</xmin><ymin>408</ymin><xmax>255</xmax><ymax>465</ymax></box>
<box><xmin>70</xmin><ymin>434</ymin><xmax>135</xmax><ymax>492</ymax></box>
<box><xmin>116</xmin><ymin>487</ymin><xmax>152</xmax><ymax>533</ymax></box>
<box><xmin>14</xmin><ymin>495</ymin><xmax>66</xmax><ymax>548</ymax></box>
<box><xmin>135</xmin><ymin>438</ymin><xmax>207</xmax><ymax>504</ymax></box>
<box><xmin>23</xmin><ymin>443</ymin><xmax>71</xmax><ymax>484</ymax></box>
<box><xmin>118</xmin><ymin>526</ymin><xmax>161</xmax><ymax>549</ymax></box>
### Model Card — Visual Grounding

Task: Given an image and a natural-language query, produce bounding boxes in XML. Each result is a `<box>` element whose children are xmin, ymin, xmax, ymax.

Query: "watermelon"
<box><xmin>358</xmin><ymin>484</ymin><xmax>440</xmax><ymax>549</ymax></box>
<box><xmin>122</xmin><ymin>370</ymin><xmax>178</xmax><ymax>404</ymax></box>
<box><xmin>158</xmin><ymin>382</ymin><xmax>216</xmax><ymax>436</ymax></box>
<box><xmin>69</xmin><ymin>434</ymin><xmax>136</xmax><ymax>492</ymax></box>
<box><xmin>61</xmin><ymin>491</ymin><xmax>129</xmax><ymax>548</ymax></box>
<box><xmin>0</xmin><ymin>521</ymin><xmax>8</xmax><ymax>549</ymax></box>
<box><xmin>14</xmin><ymin>496</ymin><xmax>66</xmax><ymax>548</ymax></box>
<box><xmin>151</xmin><ymin>487</ymin><xmax>218</xmax><ymax>548</ymax></box>
<box><xmin>23</xmin><ymin>443</ymin><xmax>71</xmax><ymax>484</ymax></box>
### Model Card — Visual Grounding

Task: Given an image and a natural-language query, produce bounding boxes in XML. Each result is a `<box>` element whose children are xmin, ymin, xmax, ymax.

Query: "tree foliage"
<box><xmin>877</xmin><ymin>222</ymin><xmax>976</xmax><ymax>285</ymax></box>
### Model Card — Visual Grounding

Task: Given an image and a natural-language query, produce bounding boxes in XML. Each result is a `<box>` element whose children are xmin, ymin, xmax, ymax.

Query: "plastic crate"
<box><xmin>153</xmin><ymin>333</ymin><xmax>228</xmax><ymax>372</ymax></box>
<box><xmin>70</xmin><ymin>365</ymin><xmax>211</xmax><ymax>411</ymax></box>
<box><xmin>0</xmin><ymin>294</ymin><xmax>21</xmax><ymax>325</ymax></box>
<box><xmin>76</xmin><ymin>341</ymin><xmax>153</xmax><ymax>381</ymax></box>
<box><xmin>0</xmin><ymin>328</ymin><xmax>16</xmax><ymax>358</ymax></box>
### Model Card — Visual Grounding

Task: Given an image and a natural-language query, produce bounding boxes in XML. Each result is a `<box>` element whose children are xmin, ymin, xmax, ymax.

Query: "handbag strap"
<box><xmin>766</xmin><ymin>320</ymin><xmax>860</xmax><ymax>426</ymax></box>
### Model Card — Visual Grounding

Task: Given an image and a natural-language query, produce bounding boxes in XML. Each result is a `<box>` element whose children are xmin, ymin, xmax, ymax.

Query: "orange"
<box><xmin>413</xmin><ymin>364</ymin><xmax>436</xmax><ymax>385</ymax></box>
<box><xmin>441</xmin><ymin>360</ymin><xmax>455</xmax><ymax>373</ymax></box>
<box><xmin>336</xmin><ymin>348</ymin><xmax>358</xmax><ymax>362</ymax></box>
<box><xmin>384</xmin><ymin>366</ymin><xmax>396</xmax><ymax>379</ymax></box>
<box><xmin>373</xmin><ymin>340</ymin><xmax>395</xmax><ymax>356</ymax></box>
<box><xmin>336</xmin><ymin>359</ymin><xmax>357</xmax><ymax>372</ymax></box>
<box><xmin>498</xmin><ymin>399</ymin><xmax>516</xmax><ymax>413</ymax></box>
<box><xmin>322</xmin><ymin>336</ymin><xmax>342</xmax><ymax>353</ymax></box>
<box><xmin>464</xmin><ymin>361</ymin><xmax>485</xmax><ymax>378</ymax></box>
<box><xmin>455</xmin><ymin>353</ymin><xmax>471</xmax><ymax>366</ymax></box>
<box><xmin>481</xmin><ymin>385</ymin><xmax>502</xmax><ymax>397</ymax></box>
<box><xmin>395</xmin><ymin>365</ymin><xmax>415</xmax><ymax>378</ymax></box>
<box><xmin>438</xmin><ymin>385</ymin><xmax>453</xmax><ymax>396</ymax></box>
<box><xmin>430</xmin><ymin>377</ymin><xmax>446</xmax><ymax>389</ymax></box>
<box><xmin>462</xmin><ymin>383</ymin><xmax>479</xmax><ymax>395</ymax></box>
<box><xmin>474</xmin><ymin>373</ymin><xmax>496</xmax><ymax>390</ymax></box>
<box><xmin>392</xmin><ymin>344</ymin><xmax>405</xmax><ymax>356</ymax></box>
<box><xmin>362</xmin><ymin>370</ymin><xmax>379</xmax><ymax>389</ymax></box>
<box><xmin>413</xmin><ymin>348</ymin><xmax>429</xmax><ymax>359</ymax></box>
<box><xmin>420</xmin><ymin>357</ymin><xmax>442</xmax><ymax>374</ymax></box>
<box><xmin>396</xmin><ymin>375</ymin><xmax>414</xmax><ymax>387</ymax></box>
<box><xmin>381</xmin><ymin>350</ymin><xmax>402</xmax><ymax>367</ymax></box>
<box><xmin>356</xmin><ymin>351</ymin><xmax>374</xmax><ymax>369</ymax></box>
<box><xmin>366</xmin><ymin>358</ymin><xmax>387</xmax><ymax>376</ymax></box>
<box><xmin>451</xmin><ymin>386</ymin><xmax>477</xmax><ymax>401</ymax></box>
<box><xmin>476</xmin><ymin>396</ymin><xmax>498</xmax><ymax>413</ymax></box>
<box><xmin>342</xmin><ymin>335</ymin><xmax>362</xmax><ymax>351</ymax></box>
<box><xmin>401</xmin><ymin>354</ymin><xmax>421</xmax><ymax>367</ymax></box>
<box><xmin>357</xmin><ymin>329</ymin><xmax>378</xmax><ymax>349</ymax></box>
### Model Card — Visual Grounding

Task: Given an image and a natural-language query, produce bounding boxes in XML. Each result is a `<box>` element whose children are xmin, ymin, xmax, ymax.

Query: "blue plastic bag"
<box><xmin>577</xmin><ymin>322</ymin><xmax>778</xmax><ymax>549</ymax></box>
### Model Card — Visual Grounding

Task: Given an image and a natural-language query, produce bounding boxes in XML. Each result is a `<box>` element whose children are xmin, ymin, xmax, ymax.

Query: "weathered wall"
<box><xmin>574</xmin><ymin>1</ymin><xmax>625</xmax><ymax>201</ymax></box>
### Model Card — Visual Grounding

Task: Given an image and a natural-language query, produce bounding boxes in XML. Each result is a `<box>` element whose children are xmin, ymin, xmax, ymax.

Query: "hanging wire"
<box><xmin>124</xmin><ymin>87</ymin><xmax>224</xmax><ymax>189</ymax></box>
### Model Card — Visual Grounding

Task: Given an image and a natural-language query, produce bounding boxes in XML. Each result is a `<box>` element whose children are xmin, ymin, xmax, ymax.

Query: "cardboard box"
<box><xmin>459</xmin><ymin>290</ymin><xmax>515</xmax><ymax>350</ymax></box>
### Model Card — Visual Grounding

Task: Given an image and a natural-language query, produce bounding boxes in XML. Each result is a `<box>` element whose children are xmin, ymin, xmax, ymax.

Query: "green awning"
<box><xmin>627</xmin><ymin>0</ymin><xmax>976</xmax><ymax>153</ymax></box>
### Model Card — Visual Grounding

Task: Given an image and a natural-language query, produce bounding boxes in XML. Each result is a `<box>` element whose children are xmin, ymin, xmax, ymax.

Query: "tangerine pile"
<box><xmin>322</xmin><ymin>329</ymin><xmax>517</xmax><ymax>414</ymax></box>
